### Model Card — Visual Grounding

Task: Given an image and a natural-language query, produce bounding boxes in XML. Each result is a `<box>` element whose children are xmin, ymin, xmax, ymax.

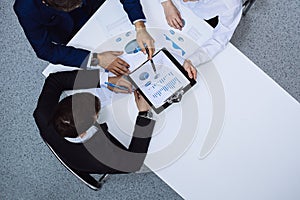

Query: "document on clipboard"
<box><xmin>128</xmin><ymin>48</ymin><xmax>197</xmax><ymax>114</ymax></box>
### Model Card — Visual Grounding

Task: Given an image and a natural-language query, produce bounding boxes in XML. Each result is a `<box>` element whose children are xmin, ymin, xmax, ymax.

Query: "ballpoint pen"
<box><xmin>145</xmin><ymin>47</ymin><xmax>156</xmax><ymax>74</ymax></box>
<box><xmin>104</xmin><ymin>82</ymin><xmax>130</xmax><ymax>91</ymax></box>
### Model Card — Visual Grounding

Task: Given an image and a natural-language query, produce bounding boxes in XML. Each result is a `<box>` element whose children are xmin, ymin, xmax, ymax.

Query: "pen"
<box><xmin>145</xmin><ymin>47</ymin><xmax>156</xmax><ymax>74</ymax></box>
<box><xmin>104</xmin><ymin>82</ymin><xmax>130</xmax><ymax>91</ymax></box>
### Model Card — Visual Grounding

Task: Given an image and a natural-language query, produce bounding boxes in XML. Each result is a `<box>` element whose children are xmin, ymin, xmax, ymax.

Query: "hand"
<box><xmin>107</xmin><ymin>76</ymin><xmax>133</xmax><ymax>93</ymax></box>
<box><xmin>134</xmin><ymin>90</ymin><xmax>150</xmax><ymax>112</ymax></box>
<box><xmin>183</xmin><ymin>59</ymin><xmax>197</xmax><ymax>79</ymax></box>
<box><xmin>97</xmin><ymin>51</ymin><xmax>130</xmax><ymax>76</ymax></box>
<box><xmin>162</xmin><ymin>0</ymin><xmax>183</xmax><ymax>30</ymax></box>
<box><xmin>135</xmin><ymin>21</ymin><xmax>155</xmax><ymax>59</ymax></box>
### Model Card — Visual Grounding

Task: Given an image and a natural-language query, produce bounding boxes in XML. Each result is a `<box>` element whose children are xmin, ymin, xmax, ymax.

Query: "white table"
<box><xmin>150</xmin><ymin>44</ymin><xmax>300</xmax><ymax>200</ymax></box>
<box><xmin>43</xmin><ymin>0</ymin><xmax>300</xmax><ymax>199</ymax></box>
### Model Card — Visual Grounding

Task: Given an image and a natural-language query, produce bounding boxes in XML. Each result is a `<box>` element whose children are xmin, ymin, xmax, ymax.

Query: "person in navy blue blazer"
<box><xmin>14</xmin><ymin>0</ymin><xmax>155</xmax><ymax>75</ymax></box>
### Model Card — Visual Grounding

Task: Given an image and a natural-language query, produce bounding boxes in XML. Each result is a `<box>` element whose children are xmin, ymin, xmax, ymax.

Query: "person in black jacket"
<box><xmin>33</xmin><ymin>70</ymin><xmax>155</xmax><ymax>173</ymax></box>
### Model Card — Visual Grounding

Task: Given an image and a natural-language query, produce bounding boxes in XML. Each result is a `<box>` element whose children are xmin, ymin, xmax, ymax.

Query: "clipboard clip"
<box><xmin>165</xmin><ymin>87</ymin><xmax>184</xmax><ymax>104</ymax></box>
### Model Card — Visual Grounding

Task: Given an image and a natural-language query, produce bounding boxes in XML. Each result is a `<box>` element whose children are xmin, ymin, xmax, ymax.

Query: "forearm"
<box><xmin>191</xmin><ymin>41</ymin><xmax>220</xmax><ymax>65</ymax></box>
<box><xmin>128</xmin><ymin>116</ymin><xmax>155</xmax><ymax>153</ymax></box>
<box><xmin>111</xmin><ymin>116</ymin><xmax>155</xmax><ymax>172</ymax></box>
<box><xmin>36</xmin><ymin>43</ymin><xmax>90</xmax><ymax>67</ymax></box>
<box><xmin>200</xmin><ymin>3</ymin><xmax>243</xmax><ymax>61</ymax></box>
<box><xmin>81</xmin><ymin>116</ymin><xmax>155</xmax><ymax>173</ymax></box>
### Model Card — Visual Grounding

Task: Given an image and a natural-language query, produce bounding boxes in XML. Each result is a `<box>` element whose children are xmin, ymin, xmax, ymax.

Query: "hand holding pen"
<box><xmin>145</xmin><ymin>47</ymin><xmax>157</xmax><ymax>74</ymax></box>
<box><xmin>106</xmin><ymin>76</ymin><xmax>133</xmax><ymax>93</ymax></box>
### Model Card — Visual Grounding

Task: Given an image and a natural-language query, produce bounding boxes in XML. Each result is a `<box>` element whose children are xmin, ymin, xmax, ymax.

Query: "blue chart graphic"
<box><xmin>125</xmin><ymin>31</ymin><xmax>132</xmax><ymax>37</ymax></box>
<box><xmin>152</xmin><ymin>72</ymin><xmax>182</xmax><ymax>98</ymax></box>
<box><xmin>178</xmin><ymin>37</ymin><xmax>184</xmax><ymax>42</ymax></box>
<box><xmin>169</xmin><ymin>30</ymin><xmax>175</xmax><ymax>35</ymax></box>
<box><xmin>139</xmin><ymin>72</ymin><xmax>149</xmax><ymax>81</ymax></box>
<box><xmin>145</xmin><ymin>81</ymin><xmax>151</xmax><ymax>87</ymax></box>
<box><xmin>125</xmin><ymin>39</ymin><xmax>141</xmax><ymax>54</ymax></box>
<box><xmin>164</xmin><ymin>34</ymin><xmax>186</xmax><ymax>56</ymax></box>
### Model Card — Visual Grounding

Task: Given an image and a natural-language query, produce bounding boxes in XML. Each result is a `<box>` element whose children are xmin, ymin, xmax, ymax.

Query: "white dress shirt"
<box><xmin>65</xmin><ymin>125</ymin><xmax>98</xmax><ymax>143</ymax></box>
<box><xmin>161</xmin><ymin>0</ymin><xmax>242</xmax><ymax>65</ymax></box>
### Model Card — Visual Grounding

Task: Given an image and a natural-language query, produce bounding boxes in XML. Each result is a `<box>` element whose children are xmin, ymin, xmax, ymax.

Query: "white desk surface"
<box><xmin>152</xmin><ymin>44</ymin><xmax>300</xmax><ymax>200</ymax></box>
<box><xmin>43</xmin><ymin>0</ymin><xmax>300</xmax><ymax>199</ymax></box>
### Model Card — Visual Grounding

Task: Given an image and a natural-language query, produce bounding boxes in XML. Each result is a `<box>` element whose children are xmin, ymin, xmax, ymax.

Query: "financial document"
<box><xmin>129</xmin><ymin>50</ymin><xmax>190</xmax><ymax>108</ymax></box>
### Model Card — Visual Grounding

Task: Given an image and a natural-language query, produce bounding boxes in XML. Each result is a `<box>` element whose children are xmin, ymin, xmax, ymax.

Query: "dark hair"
<box><xmin>44</xmin><ymin>0</ymin><xmax>83</xmax><ymax>12</ymax></box>
<box><xmin>53</xmin><ymin>93</ymin><xmax>101</xmax><ymax>138</ymax></box>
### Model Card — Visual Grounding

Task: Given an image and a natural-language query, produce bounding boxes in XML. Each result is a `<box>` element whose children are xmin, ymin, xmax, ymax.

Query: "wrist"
<box><xmin>90</xmin><ymin>53</ymin><xmax>99</xmax><ymax>66</ymax></box>
<box><xmin>96</xmin><ymin>53</ymin><xmax>102</xmax><ymax>65</ymax></box>
<box><xmin>161</xmin><ymin>0</ymin><xmax>172</xmax><ymax>7</ymax></box>
<box><xmin>138</xmin><ymin>110</ymin><xmax>153</xmax><ymax>119</ymax></box>
<box><xmin>108</xmin><ymin>76</ymin><xmax>117</xmax><ymax>85</ymax></box>
<box><xmin>134</xmin><ymin>21</ymin><xmax>146</xmax><ymax>31</ymax></box>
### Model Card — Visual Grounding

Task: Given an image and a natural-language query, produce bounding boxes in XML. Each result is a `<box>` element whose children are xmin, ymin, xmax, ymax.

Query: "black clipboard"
<box><xmin>128</xmin><ymin>48</ymin><xmax>196</xmax><ymax>114</ymax></box>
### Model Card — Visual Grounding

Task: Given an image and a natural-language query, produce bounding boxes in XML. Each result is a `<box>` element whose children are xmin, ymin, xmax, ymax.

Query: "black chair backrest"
<box><xmin>44</xmin><ymin>141</ymin><xmax>107</xmax><ymax>190</ymax></box>
<box><xmin>243</xmin><ymin>0</ymin><xmax>256</xmax><ymax>16</ymax></box>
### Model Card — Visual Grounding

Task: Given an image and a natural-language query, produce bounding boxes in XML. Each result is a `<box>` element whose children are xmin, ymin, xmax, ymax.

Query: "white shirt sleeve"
<box><xmin>85</xmin><ymin>52</ymin><xmax>93</xmax><ymax>69</ymax></box>
<box><xmin>133</xmin><ymin>19</ymin><xmax>146</xmax><ymax>25</ymax></box>
<box><xmin>187</xmin><ymin>46</ymin><xmax>211</xmax><ymax>67</ymax></box>
<box><xmin>160</xmin><ymin>0</ymin><xmax>169</xmax><ymax>3</ymax></box>
<box><xmin>99</xmin><ymin>71</ymin><xmax>108</xmax><ymax>87</ymax></box>
<box><xmin>65</xmin><ymin>126</ymin><xmax>98</xmax><ymax>143</ymax></box>
<box><xmin>188</xmin><ymin>1</ymin><xmax>243</xmax><ymax>65</ymax></box>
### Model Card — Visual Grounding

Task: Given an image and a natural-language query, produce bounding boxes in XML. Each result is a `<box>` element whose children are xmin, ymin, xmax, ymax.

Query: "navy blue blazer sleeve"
<box><xmin>120</xmin><ymin>0</ymin><xmax>146</xmax><ymax>23</ymax></box>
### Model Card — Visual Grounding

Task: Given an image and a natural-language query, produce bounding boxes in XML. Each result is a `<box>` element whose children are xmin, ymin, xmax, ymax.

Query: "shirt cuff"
<box><xmin>133</xmin><ymin>19</ymin><xmax>146</xmax><ymax>25</ymax></box>
<box><xmin>160</xmin><ymin>0</ymin><xmax>169</xmax><ymax>3</ymax></box>
<box><xmin>86</xmin><ymin>52</ymin><xmax>102</xmax><ymax>68</ymax></box>
<box><xmin>99</xmin><ymin>71</ymin><xmax>108</xmax><ymax>87</ymax></box>
<box><xmin>188</xmin><ymin>47</ymin><xmax>212</xmax><ymax>66</ymax></box>
<box><xmin>80</xmin><ymin>51</ymin><xmax>92</xmax><ymax>69</ymax></box>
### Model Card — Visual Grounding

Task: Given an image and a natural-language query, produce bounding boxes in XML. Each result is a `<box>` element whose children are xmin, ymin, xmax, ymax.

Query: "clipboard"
<box><xmin>128</xmin><ymin>48</ymin><xmax>197</xmax><ymax>114</ymax></box>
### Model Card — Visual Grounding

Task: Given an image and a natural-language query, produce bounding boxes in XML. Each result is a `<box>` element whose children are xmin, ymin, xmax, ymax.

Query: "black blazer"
<box><xmin>33</xmin><ymin>70</ymin><xmax>155</xmax><ymax>174</ymax></box>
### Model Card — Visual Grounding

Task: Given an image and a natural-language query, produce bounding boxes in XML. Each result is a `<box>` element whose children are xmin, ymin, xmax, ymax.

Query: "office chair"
<box><xmin>242</xmin><ymin>0</ymin><xmax>256</xmax><ymax>16</ymax></box>
<box><xmin>45</xmin><ymin>141</ymin><xmax>109</xmax><ymax>191</ymax></box>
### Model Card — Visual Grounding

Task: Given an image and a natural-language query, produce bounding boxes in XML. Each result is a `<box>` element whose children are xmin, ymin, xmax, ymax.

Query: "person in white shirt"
<box><xmin>160</xmin><ymin>0</ymin><xmax>243</xmax><ymax>65</ymax></box>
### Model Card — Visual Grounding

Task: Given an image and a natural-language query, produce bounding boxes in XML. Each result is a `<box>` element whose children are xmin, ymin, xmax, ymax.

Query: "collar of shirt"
<box><xmin>65</xmin><ymin>125</ymin><xmax>98</xmax><ymax>143</ymax></box>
